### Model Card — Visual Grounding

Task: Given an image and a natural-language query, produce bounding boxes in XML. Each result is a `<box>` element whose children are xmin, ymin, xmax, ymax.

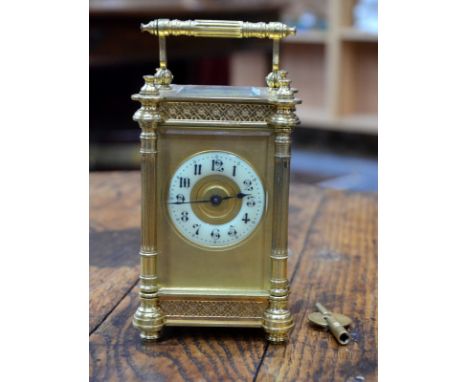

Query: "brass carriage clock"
<box><xmin>131</xmin><ymin>19</ymin><xmax>300</xmax><ymax>343</ymax></box>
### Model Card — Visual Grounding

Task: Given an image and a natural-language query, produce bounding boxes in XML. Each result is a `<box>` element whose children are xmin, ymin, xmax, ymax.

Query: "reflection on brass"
<box><xmin>308</xmin><ymin>303</ymin><xmax>353</xmax><ymax>345</ymax></box>
<box><xmin>141</xmin><ymin>19</ymin><xmax>295</xmax><ymax>40</ymax></box>
<box><xmin>131</xmin><ymin>20</ymin><xmax>300</xmax><ymax>343</ymax></box>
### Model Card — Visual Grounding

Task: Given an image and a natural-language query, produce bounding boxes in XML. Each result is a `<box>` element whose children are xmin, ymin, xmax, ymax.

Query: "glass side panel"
<box><xmin>173</xmin><ymin>85</ymin><xmax>268</xmax><ymax>100</ymax></box>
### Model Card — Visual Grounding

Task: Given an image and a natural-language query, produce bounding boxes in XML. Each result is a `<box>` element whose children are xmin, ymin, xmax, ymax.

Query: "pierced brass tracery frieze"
<box><xmin>160</xmin><ymin>102</ymin><xmax>275</xmax><ymax>123</ymax></box>
<box><xmin>160</xmin><ymin>299</ymin><xmax>267</xmax><ymax>319</ymax></box>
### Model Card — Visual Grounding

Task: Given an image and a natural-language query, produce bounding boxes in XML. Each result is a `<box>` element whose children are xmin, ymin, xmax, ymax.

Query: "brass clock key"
<box><xmin>131</xmin><ymin>19</ymin><xmax>300</xmax><ymax>343</ymax></box>
<box><xmin>308</xmin><ymin>303</ymin><xmax>353</xmax><ymax>345</ymax></box>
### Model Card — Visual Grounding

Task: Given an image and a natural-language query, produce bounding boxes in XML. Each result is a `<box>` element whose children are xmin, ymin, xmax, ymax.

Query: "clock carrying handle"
<box><xmin>140</xmin><ymin>19</ymin><xmax>296</xmax><ymax>89</ymax></box>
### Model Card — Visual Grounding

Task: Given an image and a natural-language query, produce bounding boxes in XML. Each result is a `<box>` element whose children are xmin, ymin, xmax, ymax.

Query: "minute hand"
<box><xmin>168</xmin><ymin>192</ymin><xmax>250</xmax><ymax>205</ymax></box>
<box><xmin>221</xmin><ymin>192</ymin><xmax>250</xmax><ymax>201</ymax></box>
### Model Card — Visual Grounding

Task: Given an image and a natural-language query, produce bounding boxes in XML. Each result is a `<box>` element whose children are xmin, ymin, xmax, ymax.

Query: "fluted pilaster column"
<box><xmin>131</xmin><ymin>75</ymin><xmax>165</xmax><ymax>340</ymax></box>
<box><xmin>263</xmin><ymin>71</ymin><xmax>300</xmax><ymax>343</ymax></box>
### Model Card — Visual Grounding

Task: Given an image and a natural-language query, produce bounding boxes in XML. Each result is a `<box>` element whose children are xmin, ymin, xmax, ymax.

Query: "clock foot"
<box><xmin>263</xmin><ymin>320</ymin><xmax>294</xmax><ymax>344</ymax></box>
<box><xmin>139</xmin><ymin>330</ymin><xmax>162</xmax><ymax>341</ymax></box>
<box><xmin>133</xmin><ymin>297</ymin><xmax>165</xmax><ymax>341</ymax></box>
<box><xmin>263</xmin><ymin>302</ymin><xmax>294</xmax><ymax>344</ymax></box>
<box><xmin>266</xmin><ymin>332</ymin><xmax>289</xmax><ymax>344</ymax></box>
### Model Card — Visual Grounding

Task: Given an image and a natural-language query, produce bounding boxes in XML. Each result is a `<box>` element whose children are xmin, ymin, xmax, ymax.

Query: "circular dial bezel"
<box><xmin>167</xmin><ymin>151</ymin><xmax>266</xmax><ymax>249</ymax></box>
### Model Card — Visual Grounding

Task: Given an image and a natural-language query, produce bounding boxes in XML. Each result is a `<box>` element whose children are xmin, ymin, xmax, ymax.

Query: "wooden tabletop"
<box><xmin>90</xmin><ymin>171</ymin><xmax>377</xmax><ymax>382</ymax></box>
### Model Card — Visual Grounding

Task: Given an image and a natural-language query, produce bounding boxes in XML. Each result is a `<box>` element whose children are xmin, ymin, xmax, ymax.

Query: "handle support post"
<box><xmin>154</xmin><ymin>34</ymin><xmax>173</xmax><ymax>88</ymax></box>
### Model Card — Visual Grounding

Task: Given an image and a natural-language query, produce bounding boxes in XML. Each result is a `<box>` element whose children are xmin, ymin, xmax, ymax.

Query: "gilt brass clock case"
<box><xmin>131</xmin><ymin>19</ymin><xmax>300</xmax><ymax>343</ymax></box>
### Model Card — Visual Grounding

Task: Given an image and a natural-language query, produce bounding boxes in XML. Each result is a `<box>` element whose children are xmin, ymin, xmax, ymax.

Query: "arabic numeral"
<box><xmin>232</xmin><ymin>165</ymin><xmax>237</xmax><ymax>177</ymax></box>
<box><xmin>192</xmin><ymin>223</ymin><xmax>200</xmax><ymax>235</ymax></box>
<box><xmin>211</xmin><ymin>228</ymin><xmax>221</xmax><ymax>240</ymax></box>
<box><xmin>181</xmin><ymin>211</ymin><xmax>189</xmax><ymax>222</ymax></box>
<box><xmin>176</xmin><ymin>194</ymin><xmax>185</xmax><ymax>204</ymax></box>
<box><xmin>179</xmin><ymin>177</ymin><xmax>191</xmax><ymax>188</ymax></box>
<box><xmin>211</xmin><ymin>159</ymin><xmax>224</xmax><ymax>172</ymax></box>
<box><xmin>242</xmin><ymin>213</ymin><xmax>251</xmax><ymax>224</ymax></box>
<box><xmin>243</xmin><ymin>179</ymin><xmax>254</xmax><ymax>191</ymax></box>
<box><xmin>246</xmin><ymin>196</ymin><xmax>256</xmax><ymax>207</ymax></box>
<box><xmin>194</xmin><ymin>164</ymin><xmax>202</xmax><ymax>175</ymax></box>
<box><xmin>228</xmin><ymin>225</ymin><xmax>238</xmax><ymax>237</ymax></box>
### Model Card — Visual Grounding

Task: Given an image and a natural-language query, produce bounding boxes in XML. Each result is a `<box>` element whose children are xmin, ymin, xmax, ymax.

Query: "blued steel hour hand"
<box><xmin>168</xmin><ymin>192</ymin><xmax>250</xmax><ymax>206</ymax></box>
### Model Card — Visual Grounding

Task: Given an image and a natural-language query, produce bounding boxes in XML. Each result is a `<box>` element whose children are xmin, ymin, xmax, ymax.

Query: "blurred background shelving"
<box><xmin>230</xmin><ymin>0</ymin><xmax>378</xmax><ymax>134</ymax></box>
<box><xmin>90</xmin><ymin>0</ymin><xmax>377</xmax><ymax>191</ymax></box>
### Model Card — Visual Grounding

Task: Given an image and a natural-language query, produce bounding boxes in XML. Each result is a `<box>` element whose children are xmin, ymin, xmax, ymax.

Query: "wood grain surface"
<box><xmin>89</xmin><ymin>171</ymin><xmax>377</xmax><ymax>381</ymax></box>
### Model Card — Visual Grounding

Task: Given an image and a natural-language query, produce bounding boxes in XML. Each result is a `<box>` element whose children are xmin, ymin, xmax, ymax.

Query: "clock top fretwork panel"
<box><xmin>162</xmin><ymin>85</ymin><xmax>275</xmax><ymax>128</ymax></box>
<box><xmin>133</xmin><ymin>83</ymin><xmax>300</xmax><ymax>128</ymax></box>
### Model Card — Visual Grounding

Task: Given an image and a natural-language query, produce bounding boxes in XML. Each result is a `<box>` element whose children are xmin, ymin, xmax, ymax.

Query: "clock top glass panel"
<box><xmin>159</xmin><ymin>85</ymin><xmax>272</xmax><ymax>103</ymax></box>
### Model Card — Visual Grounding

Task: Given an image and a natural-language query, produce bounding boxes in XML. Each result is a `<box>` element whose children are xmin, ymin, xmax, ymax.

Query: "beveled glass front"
<box><xmin>157</xmin><ymin>126</ymin><xmax>275</xmax><ymax>293</ymax></box>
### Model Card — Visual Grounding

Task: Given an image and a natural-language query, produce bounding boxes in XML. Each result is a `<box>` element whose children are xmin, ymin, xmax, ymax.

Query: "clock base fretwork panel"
<box><xmin>159</xmin><ymin>295</ymin><xmax>269</xmax><ymax>328</ymax></box>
